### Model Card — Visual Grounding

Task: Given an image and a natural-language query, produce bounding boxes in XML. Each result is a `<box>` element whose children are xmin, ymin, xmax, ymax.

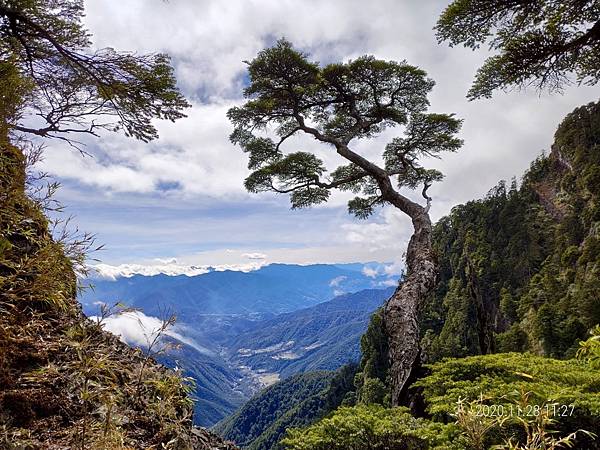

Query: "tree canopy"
<box><xmin>0</xmin><ymin>0</ymin><xmax>189</xmax><ymax>144</ymax></box>
<box><xmin>436</xmin><ymin>0</ymin><xmax>600</xmax><ymax>99</ymax></box>
<box><xmin>227</xmin><ymin>39</ymin><xmax>462</xmax><ymax>219</ymax></box>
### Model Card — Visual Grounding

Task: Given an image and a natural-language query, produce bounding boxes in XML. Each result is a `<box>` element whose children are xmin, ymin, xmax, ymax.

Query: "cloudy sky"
<box><xmin>38</xmin><ymin>0</ymin><xmax>600</xmax><ymax>270</ymax></box>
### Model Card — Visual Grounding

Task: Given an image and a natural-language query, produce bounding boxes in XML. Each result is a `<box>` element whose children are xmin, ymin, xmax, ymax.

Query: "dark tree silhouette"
<box><xmin>228</xmin><ymin>40</ymin><xmax>463</xmax><ymax>405</ymax></box>
<box><xmin>436</xmin><ymin>0</ymin><xmax>600</xmax><ymax>99</ymax></box>
<box><xmin>0</xmin><ymin>0</ymin><xmax>189</xmax><ymax>146</ymax></box>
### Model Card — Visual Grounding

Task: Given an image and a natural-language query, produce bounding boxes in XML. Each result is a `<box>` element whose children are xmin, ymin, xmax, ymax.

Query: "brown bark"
<box><xmin>290</xmin><ymin>119</ymin><xmax>440</xmax><ymax>407</ymax></box>
<box><xmin>384</xmin><ymin>210</ymin><xmax>437</xmax><ymax>407</ymax></box>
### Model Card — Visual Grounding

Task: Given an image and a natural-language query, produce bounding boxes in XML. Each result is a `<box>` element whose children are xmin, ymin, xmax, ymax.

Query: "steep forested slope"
<box><xmin>216</xmin><ymin>365</ymin><xmax>357</xmax><ymax>450</ymax></box>
<box><xmin>278</xmin><ymin>101</ymin><xmax>600</xmax><ymax>450</ymax></box>
<box><xmin>357</xmin><ymin>100</ymin><xmax>600</xmax><ymax>407</ymax></box>
<box><xmin>421</xmin><ymin>100</ymin><xmax>600</xmax><ymax>361</ymax></box>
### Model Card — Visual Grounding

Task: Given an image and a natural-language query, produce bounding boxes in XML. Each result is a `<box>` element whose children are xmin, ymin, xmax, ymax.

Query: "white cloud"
<box><xmin>362</xmin><ymin>260</ymin><xmax>404</xmax><ymax>279</ymax></box>
<box><xmin>383</xmin><ymin>261</ymin><xmax>404</xmax><ymax>277</ymax></box>
<box><xmin>93</xmin><ymin>311</ymin><xmax>213</xmax><ymax>355</ymax></box>
<box><xmin>36</xmin><ymin>0</ymin><xmax>600</xmax><ymax>267</ymax></box>
<box><xmin>89</xmin><ymin>260</ymin><xmax>265</xmax><ymax>280</ymax></box>
<box><xmin>329</xmin><ymin>275</ymin><xmax>347</xmax><ymax>287</ymax></box>
<box><xmin>242</xmin><ymin>252</ymin><xmax>267</xmax><ymax>260</ymax></box>
<box><xmin>40</xmin><ymin>102</ymin><xmax>250</xmax><ymax>198</ymax></box>
<box><xmin>90</xmin><ymin>262</ymin><xmax>208</xmax><ymax>280</ymax></box>
<box><xmin>155</xmin><ymin>257</ymin><xmax>178</xmax><ymax>265</ymax></box>
<box><xmin>81</xmin><ymin>0</ymin><xmax>412</xmax><ymax>99</ymax></box>
<box><xmin>344</xmin><ymin>207</ymin><xmax>412</xmax><ymax>255</ymax></box>
<box><xmin>362</xmin><ymin>266</ymin><xmax>379</xmax><ymax>278</ymax></box>
<box><xmin>42</xmin><ymin>0</ymin><xmax>598</xmax><ymax>204</ymax></box>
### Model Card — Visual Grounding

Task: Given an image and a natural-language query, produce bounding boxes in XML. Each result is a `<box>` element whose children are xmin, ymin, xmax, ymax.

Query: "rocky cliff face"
<box><xmin>0</xmin><ymin>130</ymin><xmax>237</xmax><ymax>448</ymax></box>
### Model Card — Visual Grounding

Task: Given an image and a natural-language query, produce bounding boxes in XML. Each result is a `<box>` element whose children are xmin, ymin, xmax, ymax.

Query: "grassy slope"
<box><xmin>0</xmin><ymin>88</ymin><xmax>238</xmax><ymax>448</ymax></box>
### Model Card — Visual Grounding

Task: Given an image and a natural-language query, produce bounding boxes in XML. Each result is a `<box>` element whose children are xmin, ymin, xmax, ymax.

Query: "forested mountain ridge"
<box><xmin>357</xmin><ymin>100</ymin><xmax>600</xmax><ymax>401</ymax></box>
<box><xmin>216</xmin><ymin>365</ymin><xmax>357</xmax><ymax>450</ymax></box>
<box><xmin>423</xmin><ymin>100</ymin><xmax>600</xmax><ymax>361</ymax></box>
<box><xmin>242</xmin><ymin>101</ymin><xmax>600</xmax><ymax>450</ymax></box>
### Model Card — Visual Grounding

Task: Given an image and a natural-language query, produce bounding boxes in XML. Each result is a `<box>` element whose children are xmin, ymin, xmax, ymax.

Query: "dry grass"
<box><xmin>0</xmin><ymin>129</ymin><xmax>237</xmax><ymax>449</ymax></box>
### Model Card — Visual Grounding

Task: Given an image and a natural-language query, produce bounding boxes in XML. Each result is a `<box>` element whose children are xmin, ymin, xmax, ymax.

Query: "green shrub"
<box><xmin>281</xmin><ymin>405</ymin><xmax>463</xmax><ymax>450</ymax></box>
<box><xmin>358</xmin><ymin>378</ymin><xmax>387</xmax><ymax>405</ymax></box>
<box><xmin>416</xmin><ymin>353</ymin><xmax>600</xmax><ymax>449</ymax></box>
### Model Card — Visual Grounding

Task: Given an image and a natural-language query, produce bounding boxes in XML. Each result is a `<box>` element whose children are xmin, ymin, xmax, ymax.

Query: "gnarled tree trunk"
<box><xmin>384</xmin><ymin>209</ymin><xmax>437</xmax><ymax>407</ymax></box>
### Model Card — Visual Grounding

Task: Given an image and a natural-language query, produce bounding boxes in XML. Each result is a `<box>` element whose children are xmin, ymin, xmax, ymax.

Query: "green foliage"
<box><xmin>452</xmin><ymin>389</ymin><xmax>595</xmax><ymax>450</ymax></box>
<box><xmin>421</xmin><ymin>177</ymin><xmax>553</xmax><ymax>360</ymax></box>
<box><xmin>577</xmin><ymin>325</ymin><xmax>600</xmax><ymax>369</ymax></box>
<box><xmin>0</xmin><ymin>60</ymin><xmax>33</xmax><ymax>127</ymax></box>
<box><xmin>496</xmin><ymin>324</ymin><xmax>528</xmax><ymax>354</ymax></box>
<box><xmin>281</xmin><ymin>352</ymin><xmax>600</xmax><ymax>450</ymax></box>
<box><xmin>244</xmin><ymin>151</ymin><xmax>331</xmax><ymax>208</ymax></box>
<box><xmin>0</xmin><ymin>69</ymin><xmax>76</xmax><ymax>313</ymax></box>
<box><xmin>358</xmin><ymin>378</ymin><xmax>388</xmax><ymax>405</ymax></box>
<box><xmin>217</xmin><ymin>372</ymin><xmax>334</xmax><ymax>448</ymax></box>
<box><xmin>228</xmin><ymin>39</ymin><xmax>462</xmax><ymax>217</ymax></box>
<box><xmin>354</xmin><ymin>308</ymin><xmax>390</xmax><ymax>404</ymax></box>
<box><xmin>420</xmin><ymin>100</ymin><xmax>600</xmax><ymax>361</ymax></box>
<box><xmin>0</xmin><ymin>0</ymin><xmax>189</xmax><ymax>143</ymax></box>
<box><xmin>436</xmin><ymin>0</ymin><xmax>600</xmax><ymax>99</ymax></box>
<box><xmin>416</xmin><ymin>353</ymin><xmax>600</xmax><ymax>448</ymax></box>
<box><xmin>281</xmin><ymin>405</ymin><xmax>462</xmax><ymax>450</ymax></box>
<box><xmin>217</xmin><ymin>365</ymin><xmax>358</xmax><ymax>450</ymax></box>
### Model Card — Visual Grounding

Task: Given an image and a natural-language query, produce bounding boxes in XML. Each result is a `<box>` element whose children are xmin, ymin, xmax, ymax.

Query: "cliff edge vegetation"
<box><xmin>0</xmin><ymin>1</ymin><xmax>237</xmax><ymax>448</ymax></box>
<box><xmin>278</xmin><ymin>100</ymin><xmax>600</xmax><ymax>450</ymax></box>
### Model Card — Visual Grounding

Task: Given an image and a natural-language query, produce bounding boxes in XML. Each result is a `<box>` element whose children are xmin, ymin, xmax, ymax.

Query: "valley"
<box><xmin>79</xmin><ymin>263</ymin><xmax>396</xmax><ymax>426</ymax></box>
<box><xmin>4</xmin><ymin>2</ymin><xmax>600</xmax><ymax>448</ymax></box>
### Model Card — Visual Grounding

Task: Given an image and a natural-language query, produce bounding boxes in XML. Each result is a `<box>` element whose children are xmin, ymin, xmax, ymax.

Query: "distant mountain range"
<box><xmin>80</xmin><ymin>263</ymin><xmax>396</xmax><ymax>426</ymax></box>
<box><xmin>81</xmin><ymin>262</ymin><xmax>397</xmax><ymax>317</ymax></box>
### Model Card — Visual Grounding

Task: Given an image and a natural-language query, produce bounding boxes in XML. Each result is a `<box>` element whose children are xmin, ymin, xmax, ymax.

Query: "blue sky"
<box><xmin>36</xmin><ymin>0</ymin><xmax>600</xmax><ymax>271</ymax></box>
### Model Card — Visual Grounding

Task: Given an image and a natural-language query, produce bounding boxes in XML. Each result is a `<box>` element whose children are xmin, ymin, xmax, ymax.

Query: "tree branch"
<box><xmin>291</xmin><ymin>111</ymin><xmax>423</xmax><ymax>216</ymax></box>
<box><xmin>422</xmin><ymin>181</ymin><xmax>432</xmax><ymax>213</ymax></box>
